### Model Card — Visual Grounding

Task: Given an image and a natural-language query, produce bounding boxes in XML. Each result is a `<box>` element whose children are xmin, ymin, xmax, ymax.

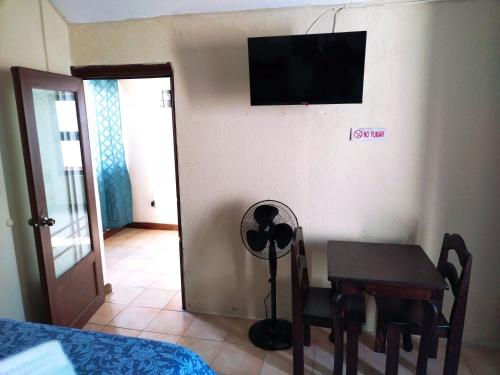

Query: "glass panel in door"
<box><xmin>32</xmin><ymin>89</ymin><xmax>91</xmax><ymax>278</ymax></box>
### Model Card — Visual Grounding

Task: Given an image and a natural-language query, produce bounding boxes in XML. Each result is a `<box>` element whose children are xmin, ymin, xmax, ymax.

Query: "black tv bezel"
<box><xmin>247</xmin><ymin>31</ymin><xmax>367</xmax><ymax>106</ymax></box>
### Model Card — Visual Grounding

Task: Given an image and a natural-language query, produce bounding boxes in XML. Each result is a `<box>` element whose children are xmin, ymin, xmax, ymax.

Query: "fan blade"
<box><xmin>246</xmin><ymin>230</ymin><xmax>269</xmax><ymax>251</ymax></box>
<box><xmin>254</xmin><ymin>205</ymin><xmax>278</xmax><ymax>226</ymax></box>
<box><xmin>274</xmin><ymin>223</ymin><xmax>294</xmax><ymax>249</ymax></box>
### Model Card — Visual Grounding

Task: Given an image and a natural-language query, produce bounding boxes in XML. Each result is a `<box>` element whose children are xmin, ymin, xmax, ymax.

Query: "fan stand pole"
<box><xmin>248</xmin><ymin>240</ymin><xmax>292</xmax><ymax>350</ymax></box>
<box><xmin>269</xmin><ymin>241</ymin><xmax>278</xmax><ymax>323</ymax></box>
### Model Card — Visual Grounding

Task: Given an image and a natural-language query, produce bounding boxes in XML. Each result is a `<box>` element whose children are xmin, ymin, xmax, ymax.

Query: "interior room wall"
<box><xmin>415</xmin><ymin>3</ymin><xmax>500</xmax><ymax>346</ymax></box>
<box><xmin>118</xmin><ymin>78</ymin><xmax>178</xmax><ymax>225</ymax></box>
<box><xmin>69</xmin><ymin>0</ymin><xmax>500</xmax><ymax>345</ymax></box>
<box><xmin>0</xmin><ymin>0</ymin><xmax>72</xmax><ymax>321</ymax></box>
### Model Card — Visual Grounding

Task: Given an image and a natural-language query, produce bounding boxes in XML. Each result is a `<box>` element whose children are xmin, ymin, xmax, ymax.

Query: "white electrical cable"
<box><xmin>332</xmin><ymin>6</ymin><xmax>346</xmax><ymax>32</ymax></box>
<box><xmin>305</xmin><ymin>6</ymin><xmax>337</xmax><ymax>34</ymax></box>
<box><xmin>306</xmin><ymin>0</ymin><xmax>467</xmax><ymax>34</ymax></box>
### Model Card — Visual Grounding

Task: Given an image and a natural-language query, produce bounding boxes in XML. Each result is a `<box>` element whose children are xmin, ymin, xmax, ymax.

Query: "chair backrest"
<box><xmin>437</xmin><ymin>233</ymin><xmax>472</xmax><ymax>330</ymax></box>
<box><xmin>291</xmin><ymin>227</ymin><xmax>309</xmax><ymax>317</ymax></box>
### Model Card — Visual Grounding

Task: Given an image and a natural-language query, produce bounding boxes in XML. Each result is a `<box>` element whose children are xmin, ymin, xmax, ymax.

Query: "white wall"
<box><xmin>118</xmin><ymin>78</ymin><xmax>178</xmax><ymax>224</ymax></box>
<box><xmin>0</xmin><ymin>160</ymin><xmax>23</xmax><ymax>320</ymax></box>
<box><xmin>415</xmin><ymin>3</ymin><xmax>500</xmax><ymax>346</ymax></box>
<box><xmin>69</xmin><ymin>0</ymin><xmax>500</xmax><ymax>344</ymax></box>
<box><xmin>0</xmin><ymin>0</ymin><xmax>72</xmax><ymax>321</ymax></box>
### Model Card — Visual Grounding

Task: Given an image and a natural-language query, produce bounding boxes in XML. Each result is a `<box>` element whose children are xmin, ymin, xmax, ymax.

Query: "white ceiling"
<box><xmin>49</xmin><ymin>0</ymin><xmax>369</xmax><ymax>24</ymax></box>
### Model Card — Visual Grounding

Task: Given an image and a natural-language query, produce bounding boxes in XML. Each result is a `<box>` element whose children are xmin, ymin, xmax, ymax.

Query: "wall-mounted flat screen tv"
<box><xmin>248</xmin><ymin>31</ymin><xmax>366</xmax><ymax>105</ymax></box>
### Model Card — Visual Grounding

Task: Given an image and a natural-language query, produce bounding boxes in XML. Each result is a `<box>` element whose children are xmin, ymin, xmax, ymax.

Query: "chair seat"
<box><xmin>376</xmin><ymin>298</ymin><xmax>449</xmax><ymax>331</ymax></box>
<box><xmin>304</xmin><ymin>287</ymin><xmax>366</xmax><ymax>324</ymax></box>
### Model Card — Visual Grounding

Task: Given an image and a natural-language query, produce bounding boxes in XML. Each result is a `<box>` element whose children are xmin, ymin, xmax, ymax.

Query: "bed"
<box><xmin>0</xmin><ymin>318</ymin><xmax>215</xmax><ymax>374</ymax></box>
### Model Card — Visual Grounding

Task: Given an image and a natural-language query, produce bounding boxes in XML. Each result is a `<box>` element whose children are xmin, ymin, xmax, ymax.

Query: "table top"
<box><xmin>327</xmin><ymin>240</ymin><xmax>448</xmax><ymax>290</ymax></box>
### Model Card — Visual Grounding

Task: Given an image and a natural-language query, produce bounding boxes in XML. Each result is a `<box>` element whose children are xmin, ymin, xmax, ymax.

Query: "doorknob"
<box><xmin>29</xmin><ymin>217</ymin><xmax>56</xmax><ymax>227</ymax></box>
<box><xmin>28</xmin><ymin>218</ymin><xmax>39</xmax><ymax>228</ymax></box>
<box><xmin>40</xmin><ymin>217</ymin><xmax>56</xmax><ymax>227</ymax></box>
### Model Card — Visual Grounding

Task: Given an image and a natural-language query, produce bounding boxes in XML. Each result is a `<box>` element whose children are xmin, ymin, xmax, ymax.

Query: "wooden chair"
<box><xmin>375</xmin><ymin>233</ymin><xmax>472</xmax><ymax>375</ymax></box>
<box><xmin>291</xmin><ymin>227</ymin><xmax>366</xmax><ymax>375</ymax></box>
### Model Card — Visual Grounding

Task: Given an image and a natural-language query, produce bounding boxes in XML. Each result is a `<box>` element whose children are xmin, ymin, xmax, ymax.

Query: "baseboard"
<box><xmin>126</xmin><ymin>222</ymin><xmax>178</xmax><ymax>231</ymax></box>
<box><xmin>103</xmin><ymin>228</ymin><xmax>124</xmax><ymax>239</ymax></box>
<box><xmin>104</xmin><ymin>283</ymin><xmax>112</xmax><ymax>295</ymax></box>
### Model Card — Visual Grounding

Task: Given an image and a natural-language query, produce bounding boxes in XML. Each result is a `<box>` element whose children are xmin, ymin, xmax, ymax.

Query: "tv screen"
<box><xmin>248</xmin><ymin>31</ymin><xmax>367</xmax><ymax>105</ymax></box>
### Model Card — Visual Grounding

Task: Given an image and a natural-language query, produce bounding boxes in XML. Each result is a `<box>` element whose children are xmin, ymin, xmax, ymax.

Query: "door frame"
<box><xmin>11</xmin><ymin>67</ymin><xmax>105</xmax><ymax>327</ymax></box>
<box><xmin>70</xmin><ymin>63</ymin><xmax>186</xmax><ymax>310</ymax></box>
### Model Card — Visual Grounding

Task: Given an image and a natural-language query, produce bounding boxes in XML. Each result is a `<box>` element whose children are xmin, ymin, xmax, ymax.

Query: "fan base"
<box><xmin>248</xmin><ymin>319</ymin><xmax>292</xmax><ymax>350</ymax></box>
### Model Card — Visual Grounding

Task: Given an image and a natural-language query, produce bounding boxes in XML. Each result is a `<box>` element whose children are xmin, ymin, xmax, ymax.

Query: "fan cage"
<box><xmin>240</xmin><ymin>199</ymin><xmax>298</xmax><ymax>260</ymax></box>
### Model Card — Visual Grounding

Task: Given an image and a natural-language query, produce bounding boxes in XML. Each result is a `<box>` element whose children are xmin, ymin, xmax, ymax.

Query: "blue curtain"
<box><xmin>87</xmin><ymin>80</ymin><xmax>132</xmax><ymax>230</ymax></box>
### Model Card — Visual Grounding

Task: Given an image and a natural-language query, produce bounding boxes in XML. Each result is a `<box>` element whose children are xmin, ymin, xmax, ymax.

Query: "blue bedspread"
<box><xmin>0</xmin><ymin>319</ymin><xmax>215</xmax><ymax>375</ymax></box>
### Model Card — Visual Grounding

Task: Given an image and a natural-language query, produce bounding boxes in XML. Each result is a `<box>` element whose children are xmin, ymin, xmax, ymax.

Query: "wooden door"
<box><xmin>11</xmin><ymin>67</ymin><xmax>104</xmax><ymax>327</ymax></box>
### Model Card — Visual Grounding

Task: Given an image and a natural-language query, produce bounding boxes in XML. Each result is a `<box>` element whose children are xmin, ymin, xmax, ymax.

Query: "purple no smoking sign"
<box><xmin>350</xmin><ymin>128</ymin><xmax>387</xmax><ymax>141</ymax></box>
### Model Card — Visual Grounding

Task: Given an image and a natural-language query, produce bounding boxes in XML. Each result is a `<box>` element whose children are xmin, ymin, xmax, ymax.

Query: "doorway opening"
<box><xmin>71</xmin><ymin>64</ymin><xmax>185</xmax><ymax>323</ymax></box>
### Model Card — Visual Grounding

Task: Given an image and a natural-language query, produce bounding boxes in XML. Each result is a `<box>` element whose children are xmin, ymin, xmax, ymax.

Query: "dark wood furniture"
<box><xmin>292</xmin><ymin>228</ymin><xmax>366</xmax><ymax>375</ymax></box>
<box><xmin>327</xmin><ymin>240</ymin><xmax>448</xmax><ymax>375</ymax></box>
<box><xmin>376</xmin><ymin>233</ymin><xmax>472</xmax><ymax>375</ymax></box>
<box><xmin>11</xmin><ymin>67</ymin><xmax>105</xmax><ymax>327</ymax></box>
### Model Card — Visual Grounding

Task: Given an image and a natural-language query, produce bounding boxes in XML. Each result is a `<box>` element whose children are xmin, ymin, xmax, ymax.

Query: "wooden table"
<box><xmin>327</xmin><ymin>241</ymin><xmax>448</xmax><ymax>375</ymax></box>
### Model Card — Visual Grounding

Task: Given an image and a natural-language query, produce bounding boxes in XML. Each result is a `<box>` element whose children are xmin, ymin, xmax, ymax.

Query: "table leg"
<box><xmin>332</xmin><ymin>293</ymin><xmax>344</xmax><ymax>375</ymax></box>
<box><xmin>416</xmin><ymin>300</ymin><xmax>438</xmax><ymax>375</ymax></box>
<box><xmin>402</xmin><ymin>328</ymin><xmax>414</xmax><ymax>352</ymax></box>
<box><xmin>375</xmin><ymin>312</ymin><xmax>386</xmax><ymax>353</ymax></box>
<box><xmin>430</xmin><ymin>291</ymin><xmax>444</xmax><ymax>359</ymax></box>
<box><xmin>386</xmin><ymin>324</ymin><xmax>401</xmax><ymax>375</ymax></box>
<box><xmin>346</xmin><ymin>323</ymin><xmax>360</xmax><ymax>375</ymax></box>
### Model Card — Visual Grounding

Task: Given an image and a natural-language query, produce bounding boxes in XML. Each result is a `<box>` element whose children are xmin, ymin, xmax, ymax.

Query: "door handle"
<box><xmin>28</xmin><ymin>218</ymin><xmax>39</xmax><ymax>228</ymax></box>
<box><xmin>40</xmin><ymin>217</ymin><xmax>56</xmax><ymax>227</ymax></box>
<box><xmin>28</xmin><ymin>217</ymin><xmax>56</xmax><ymax>227</ymax></box>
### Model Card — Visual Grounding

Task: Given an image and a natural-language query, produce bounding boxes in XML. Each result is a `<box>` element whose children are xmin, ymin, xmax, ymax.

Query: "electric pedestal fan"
<box><xmin>240</xmin><ymin>200</ymin><xmax>298</xmax><ymax>350</ymax></box>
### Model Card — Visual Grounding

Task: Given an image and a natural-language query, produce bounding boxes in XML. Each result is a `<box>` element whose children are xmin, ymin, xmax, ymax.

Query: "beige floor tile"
<box><xmin>312</xmin><ymin>328</ymin><xmax>360</xmax><ymax>375</ymax></box>
<box><xmin>103</xmin><ymin>236</ymin><xmax>124</xmax><ymax>248</ymax></box>
<box><xmin>125</xmin><ymin>236</ymin><xmax>152</xmax><ymax>248</ymax></box>
<box><xmin>128</xmin><ymin>246</ymin><xmax>164</xmax><ymax>259</ymax></box>
<box><xmin>162</xmin><ymin>260</ymin><xmax>182</xmax><ymax>275</ymax></box>
<box><xmin>165</xmin><ymin>291</ymin><xmax>183</xmax><ymax>311</ymax></box>
<box><xmin>142</xmin><ymin>259</ymin><xmax>178</xmax><ymax>274</ymax></box>
<box><xmin>462</xmin><ymin>342</ymin><xmax>499</xmax><ymax>375</ymax></box>
<box><xmin>312</xmin><ymin>342</ymin><xmax>338</xmax><ymax>375</ymax></box>
<box><xmin>358</xmin><ymin>334</ymin><xmax>473</xmax><ymax>375</ymax></box>
<box><xmin>112</xmin><ymin>257</ymin><xmax>148</xmax><ymax>271</ymax></box>
<box><xmin>358</xmin><ymin>343</ymin><xmax>394</xmax><ymax>375</ymax></box>
<box><xmin>138</xmin><ymin>331</ymin><xmax>180</xmax><ymax>344</ymax></box>
<box><xmin>212</xmin><ymin>342</ymin><xmax>265</xmax><ymax>375</ymax></box>
<box><xmin>82</xmin><ymin>323</ymin><xmax>104</xmax><ymax>332</ymax></box>
<box><xmin>133</xmin><ymin>230</ymin><xmax>161</xmax><ymax>239</ymax></box>
<box><xmin>118</xmin><ymin>271</ymin><xmax>159</xmax><ymax>288</ymax></box>
<box><xmin>177</xmin><ymin>337</ymin><xmax>223</xmax><ymax>365</ymax></box>
<box><xmin>105</xmin><ymin>246</ymin><xmax>138</xmax><ymax>259</ymax></box>
<box><xmin>101</xmin><ymin>326</ymin><xmax>141</xmax><ymax>337</ymax></box>
<box><xmin>88</xmin><ymin>302</ymin><xmax>127</xmax><ymax>325</ymax></box>
<box><xmin>155</xmin><ymin>233</ymin><xmax>179</xmax><ymax>242</ymax></box>
<box><xmin>183</xmin><ymin>314</ymin><xmax>231</xmax><ymax>341</ymax></box>
<box><xmin>150</xmin><ymin>274</ymin><xmax>181</xmax><ymax>291</ymax></box>
<box><xmin>261</xmin><ymin>347</ymin><xmax>314</xmax><ymax>375</ymax></box>
<box><xmin>419</xmin><ymin>341</ymin><xmax>472</xmax><ymax>375</ymax></box>
<box><xmin>106</xmin><ymin>267</ymin><xmax>130</xmax><ymax>285</ymax></box>
<box><xmin>311</xmin><ymin>326</ymin><xmax>335</xmax><ymax>351</ymax></box>
<box><xmin>310</xmin><ymin>327</ymin><xmax>340</xmax><ymax>375</ymax></box>
<box><xmin>105</xmin><ymin>257</ymin><xmax>121</xmax><ymax>269</ymax></box>
<box><xmin>109</xmin><ymin>305</ymin><xmax>161</xmax><ymax>330</ymax></box>
<box><xmin>225</xmin><ymin>318</ymin><xmax>256</xmax><ymax>345</ymax></box>
<box><xmin>114</xmin><ymin>228</ymin><xmax>142</xmax><ymax>238</ymax></box>
<box><xmin>130</xmin><ymin>289</ymin><xmax>176</xmax><ymax>309</ymax></box>
<box><xmin>145</xmin><ymin>310</ymin><xmax>195</xmax><ymax>335</ymax></box>
<box><xmin>105</xmin><ymin>255</ymin><xmax>122</xmax><ymax>267</ymax></box>
<box><xmin>105</xmin><ymin>285</ymin><xmax>145</xmax><ymax>304</ymax></box>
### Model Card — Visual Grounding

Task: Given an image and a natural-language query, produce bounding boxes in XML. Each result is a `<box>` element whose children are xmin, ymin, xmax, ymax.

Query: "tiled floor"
<box><xmin>83</xmin><ymin>229</ymin><xmax>499</xmax><ymax>374</ymax></box>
